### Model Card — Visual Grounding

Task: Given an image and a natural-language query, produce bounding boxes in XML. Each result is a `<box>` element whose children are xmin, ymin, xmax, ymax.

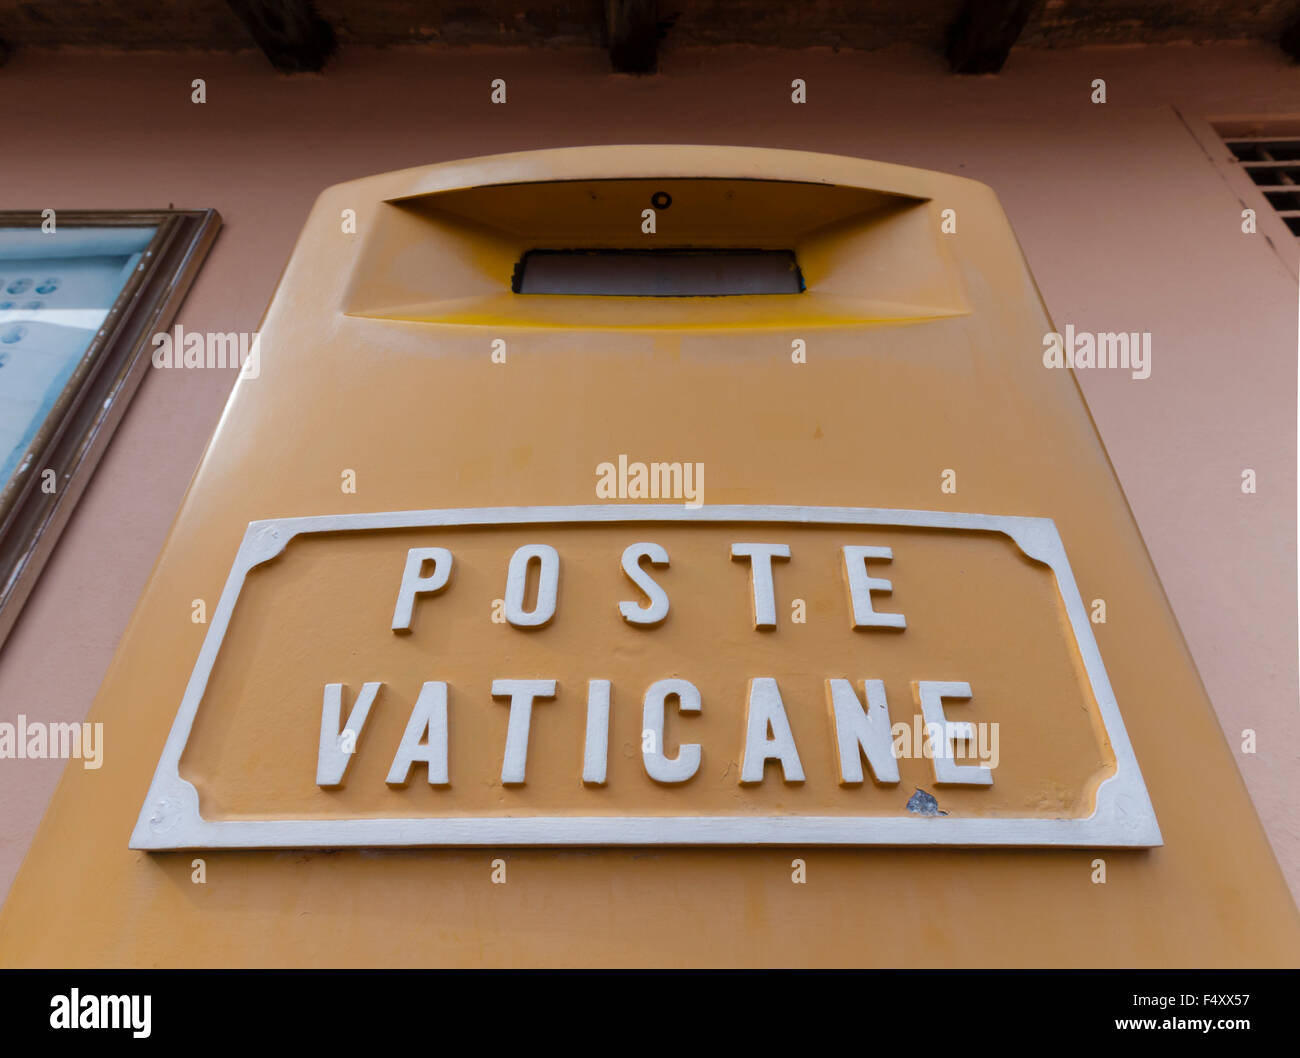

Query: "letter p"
<box><xmin>391</xmin><ymin>547</ymin><xmax>453</xmax><ymax>632</ymax></box>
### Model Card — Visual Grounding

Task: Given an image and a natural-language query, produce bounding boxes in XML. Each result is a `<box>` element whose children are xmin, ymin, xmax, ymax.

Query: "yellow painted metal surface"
<box><xmin>1</xmin><ymin>146</ymin><xmax>1297</xmax><ymax>966</ymax></box>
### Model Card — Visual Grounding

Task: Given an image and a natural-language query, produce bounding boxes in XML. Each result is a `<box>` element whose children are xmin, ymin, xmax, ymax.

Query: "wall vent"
<box><xmin>1216</xmin><ymin>121</ymin><xmax>1300</xmax><ymax>237</ymax></box>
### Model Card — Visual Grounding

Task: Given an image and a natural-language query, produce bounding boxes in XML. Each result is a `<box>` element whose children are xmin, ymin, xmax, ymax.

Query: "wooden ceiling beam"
<box><xmin>946</xmin><ymin>0</ymin><xmax>1036</xmax><ymax>74</ymax></box>
<box><xmin>1281</xmin><ymin>6</ymin><xmax>1300</xmax><ymax>61</ymax></box>
<box><xmin>225</xmin><ymin>0</ymin><xmax>337</xmax><ymax>73</ymax></box>
<box><xmin>605</xmin><ymin>0</ymin><xmax>658</xmax><ymax>74</ymax></box>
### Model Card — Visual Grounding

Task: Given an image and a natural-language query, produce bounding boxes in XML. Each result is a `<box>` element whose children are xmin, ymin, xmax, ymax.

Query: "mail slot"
<box><xmin>2</xmin><ymin>145</ymin><xmax>1296</xmax><ymax>967</ymax></box>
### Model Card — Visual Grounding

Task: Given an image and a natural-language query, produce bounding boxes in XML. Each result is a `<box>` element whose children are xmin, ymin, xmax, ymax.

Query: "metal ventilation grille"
<box><xmin>1220</xmin><ymin>134</ymin><xmax>1300</xmax><ymax>237</ymax></box>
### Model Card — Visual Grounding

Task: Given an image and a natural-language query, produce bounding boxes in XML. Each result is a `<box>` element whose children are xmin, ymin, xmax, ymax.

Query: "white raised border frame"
<box><xmin>131</xmin><ymin>504</ymin><xmax>1162</xmax><ymax>850</ymax></box>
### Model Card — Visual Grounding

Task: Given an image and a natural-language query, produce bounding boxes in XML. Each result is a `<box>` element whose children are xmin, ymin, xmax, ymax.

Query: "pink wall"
<box><xmin>1</xmin><ymin>41</ymin><xmax>1297</xmax><ymax>906</ymax></box>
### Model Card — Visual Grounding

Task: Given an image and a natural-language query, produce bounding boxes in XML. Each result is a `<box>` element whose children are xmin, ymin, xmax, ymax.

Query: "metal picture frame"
<box><xmin>0</xmin><ymin>208</ymin><xmax>221</xmax><ymax>649</ymax></box>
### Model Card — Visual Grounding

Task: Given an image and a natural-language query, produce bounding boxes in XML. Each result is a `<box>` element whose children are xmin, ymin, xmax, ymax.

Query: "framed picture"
<box><xmin>0</xmin><ymin>209</ymin><xmax>221</xmax><ymax>648</ymax></box>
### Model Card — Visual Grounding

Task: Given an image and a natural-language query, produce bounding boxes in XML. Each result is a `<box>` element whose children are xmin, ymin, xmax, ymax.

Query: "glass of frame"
<box><xmin>0</xmin><ymin>209</ymin><xmax>221</xmax><ymax>649</ymax></box>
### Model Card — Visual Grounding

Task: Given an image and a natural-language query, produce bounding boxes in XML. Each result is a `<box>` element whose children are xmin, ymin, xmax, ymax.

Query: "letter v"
<box><xmin>317</xmin><ymin>682</ymin><xmax>381</xmax><ymax>787</ymax></box>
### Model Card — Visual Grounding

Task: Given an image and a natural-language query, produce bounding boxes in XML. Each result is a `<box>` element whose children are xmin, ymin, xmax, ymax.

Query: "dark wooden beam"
<box><xmin>605</xmin><ymin>0</ymin><xmax>657</xmax><ymax>74</ymax></box>
<box><xmin>1282</xmin><ymin>6</ymin><xmax>1300</xmax><ymax>61</ymax></box>
<box><xmin>946</xmin><ymin>0</ymin><xmax>1036</xmax><ymax>74</ymax></box>
<box><xmin>225</xmin><ymin>0</ymin><xmax>337</xmax><ymax>73</ymax></box>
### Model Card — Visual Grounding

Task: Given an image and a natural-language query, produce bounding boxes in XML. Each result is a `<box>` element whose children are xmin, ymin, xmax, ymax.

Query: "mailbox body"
<box><xmin>1</xmin><ymin>146</ymin><xmax>1296</xmax><ymax>966</ymax></box>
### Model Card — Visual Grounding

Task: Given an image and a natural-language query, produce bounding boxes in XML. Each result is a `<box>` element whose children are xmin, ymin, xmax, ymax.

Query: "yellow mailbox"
<box><xmin>2</xmin><ymin>146</ymin><xmax>1296</xmax><ymax>967</ymax></box>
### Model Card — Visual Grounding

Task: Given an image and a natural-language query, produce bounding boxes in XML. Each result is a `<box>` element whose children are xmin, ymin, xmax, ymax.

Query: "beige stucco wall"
<box><xmin>0</xmin><ymin>41</ymin><xmax>1297</xmax><ymax>910</ymax></box>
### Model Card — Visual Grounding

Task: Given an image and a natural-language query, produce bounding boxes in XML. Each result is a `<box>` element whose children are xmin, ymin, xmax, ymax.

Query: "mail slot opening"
<box><xmin>511</xmin><ymin>248</ymin><xmax>805</xmax><ymax>296</ymax></box>
<box><xmin>346</xmin><ymin>174</ymin><xmax>969</xmax><ymax>326</ymax></box>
